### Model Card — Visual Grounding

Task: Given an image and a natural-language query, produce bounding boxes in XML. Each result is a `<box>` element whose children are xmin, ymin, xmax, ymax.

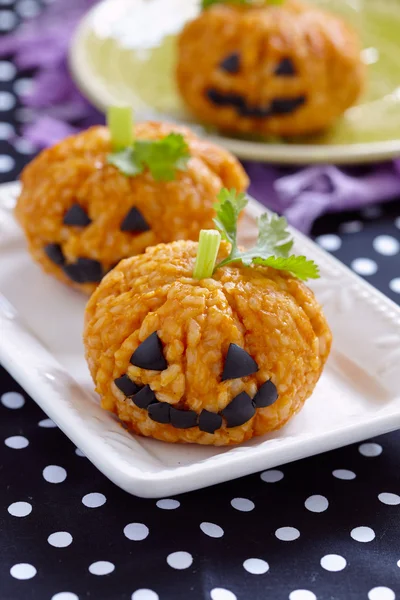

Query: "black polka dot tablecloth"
<box><xmin>1</xmin><ymin>5</ymin><xmax>400</xmax><ymax>600</ymax></box>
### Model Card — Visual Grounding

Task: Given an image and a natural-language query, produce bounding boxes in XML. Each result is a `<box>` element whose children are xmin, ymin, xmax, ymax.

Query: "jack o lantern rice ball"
<box><xmin>84</xmin><ymin>190</ymin><xmax>332</xmax><ymax>446</ymax></box>
<box><xmin>16</xmin><ymin>113</ymin><xmax>248</xmax><ymax>294</ymax></box>
<box><xmin>177</xmin><ymin>0</ymin><xmax>365</xmax><ymax>136</ymax></box>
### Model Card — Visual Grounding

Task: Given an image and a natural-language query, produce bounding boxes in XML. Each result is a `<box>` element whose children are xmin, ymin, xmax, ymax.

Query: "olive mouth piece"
<box><xmin>206</xmin><ymin>88</ymin><xmax>306</xmax><ymax>118</ymax></box>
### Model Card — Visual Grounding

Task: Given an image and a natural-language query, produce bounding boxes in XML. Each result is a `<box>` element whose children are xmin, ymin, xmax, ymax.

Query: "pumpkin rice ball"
<box><xmin>177</xmin><ymin>0</ymin><xmax>365</xmax><ymax>136</ymax></box>
<box><xmin>84</xmin><ymin>227</ymin><xmax>332</xmax><ymax>446</ymax></box>
<box><xmin>15</xmin><ymin>121</ymin><xmax>248</xmax><ymax>294</ymax></box>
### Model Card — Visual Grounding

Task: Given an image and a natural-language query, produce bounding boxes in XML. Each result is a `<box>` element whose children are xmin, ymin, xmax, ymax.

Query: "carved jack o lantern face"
<box><xmin>177</xmin><ymin>1</ymin><xmax>365</xmax><ymax>136</ymax></box>
<box><xmin>114</xmin><ymin>332</ymin><xmax>279</xmax><ymax>434</ymax></box>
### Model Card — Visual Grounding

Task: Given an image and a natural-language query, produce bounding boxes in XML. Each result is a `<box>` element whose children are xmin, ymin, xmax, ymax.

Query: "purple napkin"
<box><xmin>2</xmin><ymin>0</ymin><xmax>400</xmax><ymax>233</ymax></box>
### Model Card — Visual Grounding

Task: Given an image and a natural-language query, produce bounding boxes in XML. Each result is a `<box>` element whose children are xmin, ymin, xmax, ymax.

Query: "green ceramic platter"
<box><xmin>70</xmin><ymin>0</ymin><xmax>400</xmax><ymax>164</ymax></box>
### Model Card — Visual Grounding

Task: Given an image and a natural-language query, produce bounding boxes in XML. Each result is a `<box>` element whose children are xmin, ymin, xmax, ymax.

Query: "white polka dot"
<box><xmin>10</xmin><ymin>563</ymin><xmax>37</xmax><ymax>580</ymax></box>
<box><xmin>166</xmin><ymin>551</ymin><xmax>193</xmax><ymax>570</ymax></box>
<box><xmin>373</xmin><ymin>235</ymin><xmax>400</xmax><ymax>256</ymax></box>
<box><xmin>304</xmin><ymin>495</ymin><xmax>329</xmax><ymax>513</ymax></box>
<box><xmin>243</xmin><ymin>558</ymin><xmax>269</xmax><ymax>575</ymax></box>
<box><xmin>75</xmin><ymin>448</ymin><xmax>85</xmax><ymax>457</ymax></box>
<box><xmin>320</xmin><ymin>554</ymin><xmax>347</xmax><ymax>572</ymax></box>
<box><xmin>397</xmin><ymin>559</ymin><xmax>400</xmax><ymax>568</ymax></box>
<box><xmin>359</xmin><ymin>442</ymin><xmax>382</xmax><ymax>457</ymax></box>
<box><xmin>43</xmin><ymin>465</ymin><xmax>67</xmax><ymax>484</ymax></box>
<box><xmin>88</xmin><ymin>561</ymin><xmax>115</xmax><ymax>576</ymax></box>
<box><xmin>289</xmin><ymin>591</ymin><xmax>317</xmax><ymax>600</ymax></box>
<box><xmin>8</xmin><ymin>501</ymin><xmax>32</xmax><ymax>517</ymax></box>
<box><xmin>389</xmin><ymin>278</ymin><xmax>400</xmax><ymax>294</ymax></box>
<box><xmin>351</xmin><ymin>258</ymin><xmax>378</xmax><ymax>276</ymax></box>
<box><xmin>16</xmin><ymin>0</ymin><xmax>41</xmax><ymax>17</ymax></box>
<box><xmin>123</xmin><ymin>523</ymin><xmax>149</xmax><ymax>541</ymax></box>
<box><xmin>275</xmin><ymin>527</ymin><xmax>300</xmax><ymax>541</ymax></box>
<box><xmin>38</xmin><ymin>418</ymin><xmax>56</xmax><ymax>428</ymax></box>
<box><xmin>368</xmin><ymin>587</ymin><xmax>395</xmax><ymax>600</ymax></box>
<box><xmin>51</xmin><ymin>594</ymin><xmax>79</xmax><ymax>600</ymax></box>
<box><xmin>0</xmin><ymin>91</ymin><xmax>16</xmax><ymax>111</ymax></box>
<box><xmin>332</xmin><ymin>469</ymin><xmax>356</xmax><ymax>480</ymax></box>
<box><xmin>339</xmin><ymin>220</ymin><xmax>363</xmax><ymax>234</ymax></box>
<box><xmin>13</xmin><ymin>137</ymin><xmax>36</xmax><ymax>154</ymax></box>
<box><xmin>378</xmin><ymin>492</ymin><xmax>400</xmax><ymax>506</ymax></box>
<box><xmin>362</xmin><ymin>205</ymin><xmax>382</xmax><ymax>219</ymax></box>
<box><xmin>0</xmin><ymin>10</ymin><xmax>17</xmax><ymax>31</ymax></box>
<box><xmin>1</xmin><ymin>391</ymin><xmax>25</xmax><ymax>409</ymax></box>
<box><xmin>230</xmin><ymin>497</ymin><xmax>254</xmax><ymax>512</ymax></box>
<box><xmin>315</xmin><ymin>234</ymin><xmax>342</xmax><ymax>252</ymax></box>
<box><xmin>5</xmin><ymin>435</ymin><xmax>29</xmax><ymax>449</ymax></box>
<box><xmin>200</xmin><ymin>522</ymin><xmax>224</xmax><ymax>538</ymax></box>
<box><xmin>156</xmin><ymin>499</ymin><xmax>180</xmax><ymax>510</ymax></box>
<box><xmin>210</xmin><ymin>589</ymin><xmax>237</xmax><ymax>600</ymax></box>
<box><xmin>82</xmin><ymin>492</ymin><xmax>106</xmax><ymax>508</ymax></box>
<box><xmin>0</xmin><ymin>155</ymin><xmax>15</xmax><ymax>173</ymax></box>
<box><xmin>0</xmin><ymin>60</ymin><xmax>16</xmax><ymax>81</ymax></box>
<box><xmin>13</xmin><ymin>77</ymin><xmax>33</xmax><ymax>96</ymax></box>
<box><xmin>132</xmin><ymin>590</ymin><xmax>159</xmax><ymax>600</ymax></box>
<box><xmin>0</xmin><ymin>122</ymin><xmax>14</xmax><ymax>139</ymax></box>
<box><xmin>350</xmin><ymin>526</ymin><xmax>375</xmax><ymax>542</ymax></box>
<box><xmin>260</xmin><ymin>469</ymin><xmax>284</xmax><ymax>483</ymax></box>
<box><xmin>48</xmin><ymin>531</ymin><xmax>73</xmax><ymax>548</ymax></box>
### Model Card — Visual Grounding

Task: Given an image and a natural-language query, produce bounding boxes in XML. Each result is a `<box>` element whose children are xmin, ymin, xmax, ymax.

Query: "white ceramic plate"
<box><xmin>1</xmin><ymin>181</ymin><xmax>400</xmax><ymax>498</ymax></box>
<box><xmin>69</xmin><ymin>0</ymin><xmax>400</xmax><ymax>164</ymax></box>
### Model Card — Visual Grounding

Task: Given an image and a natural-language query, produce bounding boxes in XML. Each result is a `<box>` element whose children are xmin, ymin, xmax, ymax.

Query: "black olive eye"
<box><xmin>63</xmin><ymin>203</ymin><xmax>91</xmax><ymax>227</ymax></box>
<box><xmin>274</xmin><ymin>57</ymin><xmax>296</xmax><ymax>77</ymax></box>
<box><xmin>120</xmin><ymin>207</ymin><xmax>150</xmax><ymax>232</ymax></box>
<box><xmin>219</xmin><ymin>52</ymin><xmax>241</xmax><ymax>74</ymax></box>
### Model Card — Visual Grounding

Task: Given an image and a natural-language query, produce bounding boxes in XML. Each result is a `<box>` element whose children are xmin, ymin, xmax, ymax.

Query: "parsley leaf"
<box><xmin>107</xmin><ymin>133</ymin><xmax>190</xmax><ymax>182</ymax></box>
<box><xmin>201</xmin><ymin>0</ymin><xmax>282</xmax><ymax>9</ymax></box>
<box><xmin>213</xmin><ymin>189</ymin><xmax>320</xmax><ymax>281</ymax></box>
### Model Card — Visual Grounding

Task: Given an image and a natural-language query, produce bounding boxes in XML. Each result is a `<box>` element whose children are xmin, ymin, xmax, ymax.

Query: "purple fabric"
<box><xmin>246</xmin><ymin>162</ymin><xmax>400</xmax><ymax>232</ymax></box>
<box><xmin>1</xmin><ymin>0</ymin><xmax>400</xmax><ymax>233</ymax></box>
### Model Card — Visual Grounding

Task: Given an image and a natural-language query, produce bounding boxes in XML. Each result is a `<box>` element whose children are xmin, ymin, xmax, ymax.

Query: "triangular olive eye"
<box><xmin>274</xmin><ymin>57</ymin><xmax>296</xmax><ymax>76</ymax></box>
<box><xmin>221</xmin><ymin>343</ymin><xmax>259</xmax><ymax>381</ymax></box>
<box><xmin>120</xmin><ymin>207</ymin><xmax>150</xmax><ymax>232</ymax></box>
<box><xmin>63</xmin><ymin>204</ymin><xmax>91</xmax><ymax>227</ymax></box>
<box><xmin>219</xmin><ymin>52</ymin><xmax>241</xmax><ymax>74</ymax></box>
<box><xmin>130</xmin><ymin>332</ymin><xmax>168</xmax><ymax>371</ymax></box>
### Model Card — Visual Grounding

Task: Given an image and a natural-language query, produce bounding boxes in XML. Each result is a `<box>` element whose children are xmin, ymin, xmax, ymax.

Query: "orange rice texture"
<box><xmin>177</xmin><ymin>0</ymin><xmax>365</xmax><ymax>136</ymax></box>
<box><xmin>15</xmin><ymin>122</ymin><xmax>248</xmax><ymax>294</ymax></box>
<box><xmin>84</xmin><ymin>240</ymin><xmax>332</xmax><ymax>446</ymax></box>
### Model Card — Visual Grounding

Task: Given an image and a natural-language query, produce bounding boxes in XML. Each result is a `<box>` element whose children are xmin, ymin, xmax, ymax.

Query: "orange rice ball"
<box><xmin>177</xmin><ymin>0</ymin><xmax>365</xmax><ymax>136</ymax></box>
<box><xmin>84</xmin><ymin>240</ymin><xmax>332</xmax><ymax>446</ymax></box>
<box><xmin>15</xmin><ymin>122</ymin><xmax>248</xmax><ymax>294</ymax></box>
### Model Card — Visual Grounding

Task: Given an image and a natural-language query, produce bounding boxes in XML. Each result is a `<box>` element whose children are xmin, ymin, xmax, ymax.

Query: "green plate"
<box><xmin>69</xmin><ymin>0</ymin><xmax>400</xmax><ymax>164</ymax></box>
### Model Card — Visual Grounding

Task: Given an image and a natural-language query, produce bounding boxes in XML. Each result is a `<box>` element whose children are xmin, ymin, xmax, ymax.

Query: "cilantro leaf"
<box><xmin>213</xmin><ymin>188</ymin><xmax>247</xmax><ymax>248</ymax></box>
<box><xmin>213</xmin><ymin>188</ymin><xmax>320</xmax><ymax>281</ymax></box>
<box><xmin>107</xmin><ymin>133</ymin><xmax>190</xmax><ymax>182</ymax></box>
<box><xmin>201</xmin><ymin>0</ymin><xmax>283</xmax><ymax>9</ymax></box>
<box><xmin>107</xmin><ymin>147</ymin><xmax>144</xmax><ymax>177</ymax></box>
<box><xmin>202</xmin><ymin>0</ymin><xmax>250</xmax><ymax>8</ymax></box>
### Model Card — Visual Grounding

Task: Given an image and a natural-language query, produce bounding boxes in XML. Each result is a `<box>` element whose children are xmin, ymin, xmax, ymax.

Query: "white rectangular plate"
<box><xmin>1</xmin><ymin>181</ymin><xmax>400</xmax><ymax>498</ymax></box>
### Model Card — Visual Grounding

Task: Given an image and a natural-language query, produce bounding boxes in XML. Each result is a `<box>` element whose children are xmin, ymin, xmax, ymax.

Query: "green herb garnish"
<box><xmin>107</xmin><ymin>105</ymin><xmax>134</xmax><ymax>151</ymax></box>
<box><xmin>108</xmin><ymin>133</ymin><xmax>191</xmax><ymax>182</ymax></box>
<box><xmin>211</xmin><ymin>188</ymin><xmax>320</xmax><ymax>281</ymax></box>
<box><xmin>201</xmin><ymin>0</ymin><xmax>282</xmax><ymax>9</ymax></box>
<box><xmin>193</xmin><ymin>229</ymin><xmax>222</xmax><ymax>279</ymax></box>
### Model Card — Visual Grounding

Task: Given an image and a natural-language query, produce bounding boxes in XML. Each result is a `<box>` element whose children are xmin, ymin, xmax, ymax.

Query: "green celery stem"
<box><xmin>193</xmin><ymin>230</ymin><xmax>222</xmax><ymax>279</ymax></box>
<box><xmin>107</xmin><ymin>105</ymin><xmax>134</xmax><ymax>151</ymax></box>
